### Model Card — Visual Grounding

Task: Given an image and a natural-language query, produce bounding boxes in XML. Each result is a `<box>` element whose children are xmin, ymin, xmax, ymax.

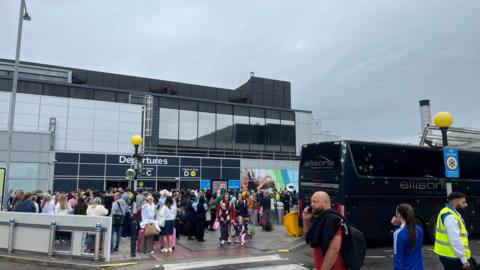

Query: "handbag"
<box><xmin>212</xmin><ymin>220</ymin><xmax>219</xmax><ymax>231</ymax></box>
<box><xmin>144</xmin><ymin>223</ymin><xmax>159</xmax><ymax>237</ymax></box>
<box><xmin>112</xmin><ymin>201</ymin><xmax>124</xmax><ymax>226</ymax></box>
<box><xmin>158</xmin><ymin>206</ymin><xmax>166</xmax><ymax>228</ymax></box>
<box><xmin>158</xmin><ymin>215</ymin><xmax>166</xmax><ymax>228</ymax></box>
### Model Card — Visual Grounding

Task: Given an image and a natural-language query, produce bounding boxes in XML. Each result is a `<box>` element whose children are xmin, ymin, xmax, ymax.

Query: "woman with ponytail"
<box><xmin>391</xmin><ymin>203</ymin><xmax>424</xmax><ymax>270</ymax></box>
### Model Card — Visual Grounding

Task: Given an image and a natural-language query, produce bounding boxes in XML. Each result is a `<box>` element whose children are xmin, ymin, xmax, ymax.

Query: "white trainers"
<box><xmin>160</xmin><ymin>248</ymin><xmax>168</xmax><ymax>253</ymax></box>
<box><xmin>149</xmin><ymin>250</ymin><xmax>155</xmax><ymax>254</ymax></box>
<box><xmin>167</xmin><ymin>248</ymin><xmax>173</xmax><ymax>253</ymax></box>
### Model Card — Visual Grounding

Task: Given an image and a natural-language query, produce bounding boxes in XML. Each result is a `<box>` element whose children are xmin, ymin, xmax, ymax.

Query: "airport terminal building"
<box><xmin>0</xmin><ymin>59</ymin><xmax>336</xmax><ymax>193</ymax></box>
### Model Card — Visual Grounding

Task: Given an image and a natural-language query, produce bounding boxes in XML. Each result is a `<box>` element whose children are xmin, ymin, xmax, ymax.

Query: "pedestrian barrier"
<box><xmin>0</xmin><ymin>212</ymin><xmax>112</xmax><ymax>261</ymax></box>
<box><xmin>283</xmin><ymin>211</ymin><xmax>303</xmax><ymax>237</ymax></box>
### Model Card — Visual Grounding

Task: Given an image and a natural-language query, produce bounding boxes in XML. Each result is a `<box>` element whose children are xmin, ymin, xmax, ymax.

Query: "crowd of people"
<box><xmin>6</xmin><ymin>186</ymin><xmax>298</xmax><ymax>255</ymax></box>
<box><xmin>6</xmin><ymin>187</ymin><xmax>477</xmax><ymax>269</ymax></box>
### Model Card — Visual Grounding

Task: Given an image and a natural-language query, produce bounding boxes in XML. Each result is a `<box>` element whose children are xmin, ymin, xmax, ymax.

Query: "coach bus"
<box><xmin>298</xmin><ymin>140</ymin><xmax>480</xmax><ymax>241</ymax></box>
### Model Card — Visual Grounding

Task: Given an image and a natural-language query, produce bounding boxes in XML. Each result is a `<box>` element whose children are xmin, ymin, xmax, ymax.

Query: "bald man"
<box><xmin>303</xmin><ymin>191</ymin><xmax>347</xmax><ymax>270</ymax></box>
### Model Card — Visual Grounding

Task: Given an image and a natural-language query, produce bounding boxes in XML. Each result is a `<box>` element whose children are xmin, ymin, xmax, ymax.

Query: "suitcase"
<box><xmin>136</xmin><ymin>229</ymin><xmax>144</xmax><ymax>252</ymax></box>
<box><xmin>263</xmin><ymin>221</ymin><xmax>272</xmax><ymax>232</ymax></box>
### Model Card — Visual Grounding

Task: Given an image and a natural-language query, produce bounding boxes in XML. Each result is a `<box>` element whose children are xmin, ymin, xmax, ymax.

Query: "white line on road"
<box><xmin>365</xmin><ymin>255</ymin><xmax>387</xmax><ymax>259</ymax></box>
<box><xmin>243</xmin><ymin>264</ymin><xmax>309</xmax><ymax>270</ymax></box>
<box><xmin>162</xmin><ymin>255</ymin><xmax>287</xmax><ymax>270</ymax></box>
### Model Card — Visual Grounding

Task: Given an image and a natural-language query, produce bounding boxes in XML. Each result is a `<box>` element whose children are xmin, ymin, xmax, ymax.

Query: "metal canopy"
<box><xmin>420</xmin><ymin>125</ymin><xmax>480</xmax><ymax>151</ymax></box>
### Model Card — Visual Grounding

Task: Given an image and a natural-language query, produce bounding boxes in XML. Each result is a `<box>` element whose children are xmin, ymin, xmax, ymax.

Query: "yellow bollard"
<box><xmin>283</xmin><ymin>211</ymin><xmax>304</xmax><ymax>237</ymax></box>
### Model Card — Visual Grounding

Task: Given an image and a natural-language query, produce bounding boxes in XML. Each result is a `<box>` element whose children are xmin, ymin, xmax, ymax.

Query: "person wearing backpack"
<box><xmin>391</xmin><ymin>204</ymin><xmax>424</xmax><ymax>270</ymax></box>
<box><xmin>303</xmin><ymin>191</ymin><xmax>347</xmax><ymax>270</ymax></box>
<box><xmin>304</xmin><ymin>191</ymin><xmax>366</xmax><ymax>270</ymax></box>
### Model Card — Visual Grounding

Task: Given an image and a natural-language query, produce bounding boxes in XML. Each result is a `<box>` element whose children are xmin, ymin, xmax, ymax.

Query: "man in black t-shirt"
<box><xmin>259</xmin><ymin>191</ymin><xmax>272</xmax><ymax>231</ymax></box>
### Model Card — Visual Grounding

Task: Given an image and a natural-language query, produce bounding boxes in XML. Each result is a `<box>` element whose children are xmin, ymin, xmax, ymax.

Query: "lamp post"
<box><xmin>434</xmin><ymin>111</ymin><xmax>454</xmax><ymax>196</ymax></box>
<box><xmin>129</xmin><ymin>134</ymin><xmax>142</xmax><ymax>258</ymax></box>
<box><xmin>4</xmin><ymin>0</ymin><xmax>31</xmax><ymax>209</ymax></box>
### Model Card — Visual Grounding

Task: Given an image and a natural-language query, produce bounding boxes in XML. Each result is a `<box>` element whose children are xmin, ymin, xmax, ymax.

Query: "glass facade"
<box><xmin>198</xmin><ymin>112</ymin><xmax>216</xmax><ymax>147</ymax></box>
<box><xmin>159</xmin><ymin>108</ymin><xmax>179</xmax><ymax>146</ymax></box>
<box><xmin>179</xmin><ymin>110</ymin><xmax>198</xmax><ymax>147</ymax></box>
<box><xmin>266</xmin><ymin>118</ymin><xmax>281</xmax><ymax>151</ymax></box>
<box><xmin>158</xmin><ymin>104</ymin><xmax>296</xmax><ymax>152</ymax></box>
<box><xmin>250</xmin><ymin>116</ymin><xmax>266</xmax><ymax>151</ymax></box>
<box><xmin>216</xmin><ymin>113</ymin><xmax>233</xmax><ymax>148</ymax></box>
<box><xmin>234</xmin><ymin>115</ymin><xmax>250</xmax><ymax>149</ymax></box>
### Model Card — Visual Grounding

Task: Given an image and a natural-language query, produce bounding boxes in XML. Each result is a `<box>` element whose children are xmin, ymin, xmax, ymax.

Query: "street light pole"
<box><xmin>434</xmin><ymin>111</ymin><xmax>454</xmax><ymax>196</ymax></box>
<box><xmin>129</xmin><ymin>134</ymin><xmax>143</xmax><ymax>258</ymax></box>
<box><xmin>4</xmin><ymin>0</ymin><xmax>31</xmax><ymax>209</ymax></box>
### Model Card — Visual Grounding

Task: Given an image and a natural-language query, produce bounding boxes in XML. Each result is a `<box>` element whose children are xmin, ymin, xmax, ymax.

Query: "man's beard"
<box><xmin>312</xmin><ymin>207</ymin><xmax>324</xmax><ymax>216</ymax></box>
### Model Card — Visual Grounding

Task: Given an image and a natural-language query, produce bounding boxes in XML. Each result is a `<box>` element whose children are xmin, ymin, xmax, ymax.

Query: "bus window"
<box><xmin>300</xmin><ymin>142</ymin><xmax>340</xmax><ymax>171</ymax></box>
<box><xmin>390</xmin><ymin>147</ymin><xmax>438</xmax><ymax>178</ymax></box>
<box><xmin>350</xmin><ymin>143</ymin><xmax>390</xmax><ymax>177</ymax></box>
<box><xmin>461</xmin><ymin>151</ymin><xmax>480</xmax><ymax>180</ymax></box>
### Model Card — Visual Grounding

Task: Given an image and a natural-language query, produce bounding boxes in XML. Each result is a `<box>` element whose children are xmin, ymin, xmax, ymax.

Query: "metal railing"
<box><xmin>420</xmin><ymin>125</ymin><xmax>480</xmax><ymax>151</ymax></box>
<box><xmin>143</xmin><ymin>145</ymin><xmax>300</xmax><ymax>160</ymax></box>
<box><xmin>0</xmin><ymin>215</ymin><xmax>110</xmax><ymax>262</ymax></box>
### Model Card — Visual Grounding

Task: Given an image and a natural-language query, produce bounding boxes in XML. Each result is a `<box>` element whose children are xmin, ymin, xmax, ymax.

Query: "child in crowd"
<box><xmin>234</xmin><ymin>216</ymin><xmax>247</xmax><ymax>248</ymax></box>
<box><xmin>218</xmin><ymin>203</ymin><xmax>232</xmax><ymax>246</ymax></box>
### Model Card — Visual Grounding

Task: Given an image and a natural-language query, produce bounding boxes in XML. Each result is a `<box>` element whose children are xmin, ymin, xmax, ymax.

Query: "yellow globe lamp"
<box><xmin>131</xmin><ymin>134</ymin><xmax>143</xmax><ymax>146</ymax></box>
<box><xmin>433</xmin><ymin>112</ymin><xmax>453</xmax><ymax>129</ymax></box>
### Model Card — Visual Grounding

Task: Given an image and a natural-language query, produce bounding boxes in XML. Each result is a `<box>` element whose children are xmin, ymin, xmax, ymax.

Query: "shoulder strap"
<box><xmin>117</xmin><ymin>201</ymin><xmax>124</xmax><ymax>215</ymax></box>
<box><xmin>326</xmin><ymin>210</ymin><xmax>350</xmax><ymax>234</ymax></box>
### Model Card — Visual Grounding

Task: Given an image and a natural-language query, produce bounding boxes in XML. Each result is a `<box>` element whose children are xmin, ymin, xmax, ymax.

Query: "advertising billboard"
<box><xmin>240</xmin><ymin>168</ymin><xmax>298</xmax><ymax>192</ymax></box>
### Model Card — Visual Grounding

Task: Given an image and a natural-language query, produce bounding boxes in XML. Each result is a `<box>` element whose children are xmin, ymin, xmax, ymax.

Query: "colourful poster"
<box><xmin>228</xmin><ymin>180</ymin><xmax>241</xmax><ymax>190</ymax></box>
<box><xmin>212</xmin><ymin>180</ymin><xmax>227</xmax><ymax>193</ymax></box>
<box><xmin>200</xmin><ymin>179</ymin><xmax>211</xmax><ymax>191</ymax></box>
<box><xmin>240</xmin><ymin>168</ymin><xmax>298</xmax><ymax>192</ymax></box>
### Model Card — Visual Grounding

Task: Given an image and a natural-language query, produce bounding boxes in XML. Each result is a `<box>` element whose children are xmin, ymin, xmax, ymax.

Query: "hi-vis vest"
<box><xmin>434</xmin><ymin>206</ymin><xmax>471</xmax><ymax>259</ymax></box>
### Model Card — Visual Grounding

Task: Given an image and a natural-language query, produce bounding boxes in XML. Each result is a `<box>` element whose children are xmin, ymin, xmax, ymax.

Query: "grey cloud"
<box><xmin>1</xmin><ymin>0</ymin><xmax>479</xmax><ymax>143</ymax></box>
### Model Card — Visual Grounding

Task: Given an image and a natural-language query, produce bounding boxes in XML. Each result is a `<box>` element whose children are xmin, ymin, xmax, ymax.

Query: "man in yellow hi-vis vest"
<box><xmin>434</xmin><ymin>192</ymin><xmax>473</xmax><ymax>270</ymax></box>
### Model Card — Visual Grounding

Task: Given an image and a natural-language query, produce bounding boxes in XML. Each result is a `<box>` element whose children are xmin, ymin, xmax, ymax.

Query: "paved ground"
<box><xmin>0</xmin><ymin>261</ymin><xmax>65</xmax><ymax>270</ymax></box>
<box><xmin>281</xmin><ymin>239</ymin><xmax>480</xmax><ymax>270</ymax></box>
<box><xmin>1</xmin><ymin>225</ymin><xmax>479</xmax><ymax>269</ymax></box>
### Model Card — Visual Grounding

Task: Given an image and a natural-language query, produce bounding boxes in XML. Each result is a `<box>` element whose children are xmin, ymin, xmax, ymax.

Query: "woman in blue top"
<box><xmin>391</xmin><ymin>203</ymin><xmax>424</xmax><ymax>270</ymax></box>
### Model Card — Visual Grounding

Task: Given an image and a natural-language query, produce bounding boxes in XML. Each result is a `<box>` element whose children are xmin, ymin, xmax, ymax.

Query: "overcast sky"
<box><xmin>1</xmin><ymin>0</ymin><xmax>479</xmax><ymax>144</ymax></box>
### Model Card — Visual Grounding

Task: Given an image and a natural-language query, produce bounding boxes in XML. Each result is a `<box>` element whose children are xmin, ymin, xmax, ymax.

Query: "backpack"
<box><xmin>330</xmin><ymin>212</ymin><xmax>366</xmax><ymax>270</ymax></box>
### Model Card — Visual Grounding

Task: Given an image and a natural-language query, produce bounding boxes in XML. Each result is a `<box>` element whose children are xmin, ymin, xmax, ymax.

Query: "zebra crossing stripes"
<box><xmin>161</xmin><ymin>254</ymin><xmax>309</xmax><ymax>270</ymax></box>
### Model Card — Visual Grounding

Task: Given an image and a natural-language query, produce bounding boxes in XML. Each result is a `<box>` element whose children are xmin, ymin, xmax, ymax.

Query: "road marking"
<box><xmin>243</xmin><ymin>265</ymin><xmax>308</xmax><ymax>270</ymax></box>
<box><xmin>288</xmin><ymin>241</ymin><xmax>307</xmax><ymax>251</ymax></box>
<box><xmin>162</xmin><ymin>255</ymin><xmax>288</xmax><ymax>270</ymax></box>
<box><xmin>365</xmin><ymin>255</ymin><xmax>387</xmax><ymax>259</ymax></box>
